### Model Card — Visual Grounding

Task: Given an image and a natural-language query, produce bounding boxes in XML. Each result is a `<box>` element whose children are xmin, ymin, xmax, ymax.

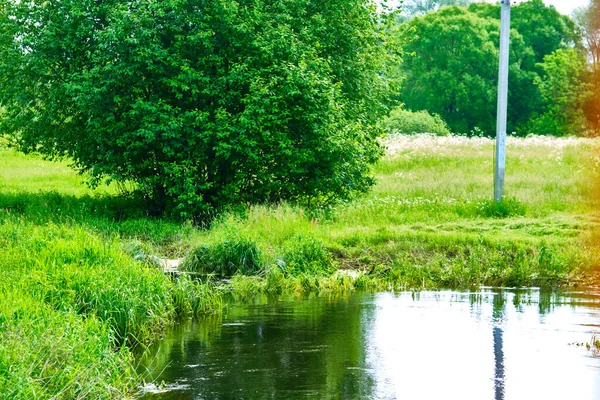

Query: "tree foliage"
<box><xmin>400</xmin><ymin>6</ymin><xmax>535</xmax><ymax>134</ymax></box>
<box><xmin>529</xmin><ymin>48</ymin><xmax>590</xmax><ymax>135</ymax></box>
<box><xmin>469</xmin><ymin>0</ymin><xmax>579</xmax><ymax>65</ymax></box>
<box><xmin>0</xmin><ymin>0</ymin><xmax>401</xmax><ymax>218</ymax></box>
<box><xmin>575</xmin><ymin>0</ymin><xmax>600</xmax><ymax>133</ymax></box>
<box><xmin>398</xmin><ymin>1</ymin><xmax>584</xmax><ymax>136</ymax></box>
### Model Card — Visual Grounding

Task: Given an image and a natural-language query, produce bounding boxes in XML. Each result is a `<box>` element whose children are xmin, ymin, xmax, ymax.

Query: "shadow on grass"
<box><xmin>0</xmin><ymin>190</ymin><xmax>149</xmax><ymax>221</ymax></box>
<box><xmin>0</xmin><ymin>191</ymin><xmax>190</xmax><ymax>245</ymax></box>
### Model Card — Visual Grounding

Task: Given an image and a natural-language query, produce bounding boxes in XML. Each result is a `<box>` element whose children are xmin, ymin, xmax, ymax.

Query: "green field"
<box><xmin>1</xmin><ymin>134</ymin><xmax>599</xmax><ymax>398</ymax></box>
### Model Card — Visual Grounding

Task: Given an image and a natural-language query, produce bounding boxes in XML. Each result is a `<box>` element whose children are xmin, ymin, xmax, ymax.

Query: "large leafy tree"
<box><xmin>0</xmin><ymin>0</ymin><xmax>401</xmax><ymax>218</ymax></box>
<box><xmin>399</xmin><ymin>1</ymin><xmax>580</xmax><ymax>135</ymax></box>
<box><xmin>468</xmin><ymin>0</ymin><xmax>588</xmax><ymax>136</ymax></box>
<box><xmin>529</xmin><ymin>48</ymin><xmax>590</xmax><ymax>135</ymax></box>
<box><xmin>400</xmin><ymin>6</ymin><xmax>533</xmax><ymax>134</ymax></box>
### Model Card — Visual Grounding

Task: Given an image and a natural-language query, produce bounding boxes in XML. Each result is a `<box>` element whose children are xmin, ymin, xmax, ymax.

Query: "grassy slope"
<box><xmin>330</xmin><ymin>135</ymin><xmax>600</xmax><ymax>287</ymax></box>
<box><xmin>1</xmin><ymin>135</ymin><xmax>599</xmax><ymax>397</ymax></box>
<box><xmin>0</xmin><ymin>150</ymin><xmax>222</xmax><ymax>398</ymax></box>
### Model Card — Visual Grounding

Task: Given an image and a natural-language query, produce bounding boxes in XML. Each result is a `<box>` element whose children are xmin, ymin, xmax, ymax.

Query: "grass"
<box><xmin>592</xmin><ymin>334</ymin><xmax>600</xmax><ymax>352</ymax></box>
<box><xmin>588</xmin><ymin>334</ymin><xmax>600</xmax><ymax>352</ymax></box>
<box><xmin>0</xmin><ymin>220</ymin><xmax>223</xmax><ymax>398</ymax></box>
<box><xmin>1</xmin><ymin>134</ymin><xmax>599</xmax><ymax>397</ymax></box>
<box><xmin>179</xmin><ymin>134</ymin><xmax>600</xmax><ymax>290</ymax></box>
<box><xmin>0</xmin><ymin>150</ymin><xmax>223</xmax><ymax>398</ymax></box>
<box><xmin>572</xmin><ymin>334</ymin><xmax>600</xmax><ymax>354</ymax></box>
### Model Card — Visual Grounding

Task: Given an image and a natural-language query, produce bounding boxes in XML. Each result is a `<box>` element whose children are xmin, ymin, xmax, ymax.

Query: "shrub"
<box><xmin>182</xmin><ymin>238</ymin><xmax>263</xmax><ymax>277</ymax></box>
<box><xmin>280</xmin><ymin>235</ymin><xmax>336</xmax><ymax>276</ymax></box>
<box><xmin>381</xmin><ymin>108</ymin><xmax>451</xmax><ymax>136</ymax></box>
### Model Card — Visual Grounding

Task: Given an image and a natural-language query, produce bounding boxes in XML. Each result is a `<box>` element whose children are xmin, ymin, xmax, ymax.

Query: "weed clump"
<box><xmin>182</xmin><ymin>238</ymin><xmax>263</xmax><ymax>276</ymax></box>
<box><xmin>475</xmin><ymin>197</ymin><xmax>526</xmax><ymax>218</ymax></box>
<box><xmin>591</xmin><ymin>335</ymin><xmax>600</xmax><ymax>352</ymax></box>
<box><xmin>171</xmin><ymin>275</ymin><xmax>223</xmax><ymax>317</ymax></box>
<box><xmin>279</xmin><ymin>235</ymin><xmax>336</xmax><ymax>276</ymax></box>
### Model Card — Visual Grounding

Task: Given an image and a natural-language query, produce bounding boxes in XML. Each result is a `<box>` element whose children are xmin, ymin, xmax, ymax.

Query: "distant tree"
<box><xmin>469</xmin><ymin>0</ymin><xmax>580</xmax><ymax>65</ymax></box>
<box><xmin>574</xmin><ymin>0</ymin><xmax>600</xmax><ymax>132</ymax></box>
<box><xmin>398</xmin><ymin>1</ymin><xmax>583</xmax><ymax>135</ymax></box>
<box><xmin>574</xmin><ymin>0</ymin><xmax>600</xmax><ymax>71</ymax></box>
<box><xmin>467</xmin><ymin>0</ymin><xmax>581</xmax><ymax>129</ymax></box>
<box><xmin>528</xmin><ymin>48</ymin><xmax>591</xmax><ymax>135</ymax></box>
<box><xmin>400</xmin><ymin>6</ymin><xmax>534</xmax><ymax>134</ymax></box>
<box><xmin>0</xmin><ymin>0</ymin><xmax>402</xmax><ymax>219</ymax></box>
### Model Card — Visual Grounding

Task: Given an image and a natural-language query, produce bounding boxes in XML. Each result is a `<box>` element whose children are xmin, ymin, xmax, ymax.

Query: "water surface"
<box><xmin>137</xmin><ymin>289</ymin><xmax>600</xmax><ymax>399</ymax></box>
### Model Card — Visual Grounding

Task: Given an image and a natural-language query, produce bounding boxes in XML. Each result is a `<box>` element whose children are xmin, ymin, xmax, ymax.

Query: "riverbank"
<box><xmin>181</xmin><ymin>134</ymin><xmax>600</xmax><ymax>290</ymax></box>
<box><xmin>1</xmin><ymin>134</ymin><xmax>598</xmax><ymax>397</ymax></box>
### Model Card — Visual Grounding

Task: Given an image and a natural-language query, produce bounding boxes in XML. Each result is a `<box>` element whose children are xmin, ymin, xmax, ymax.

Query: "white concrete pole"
<box><xmin>494</xmin><ymin>0</ymin><xmax>510</xmax><ymax>203</ymax></box>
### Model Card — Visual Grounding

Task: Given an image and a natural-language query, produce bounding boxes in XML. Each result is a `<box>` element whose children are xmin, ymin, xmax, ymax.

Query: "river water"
<box><xmin>137</xmin><ymin>289</ymin><xmax>600</xmax><ymax>399</ymax></box>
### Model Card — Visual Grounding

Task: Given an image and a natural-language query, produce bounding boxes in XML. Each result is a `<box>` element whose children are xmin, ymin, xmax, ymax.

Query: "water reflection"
<box><xmin>137</xmin><ymin>289</ymin><xmax>600</xmax><ymax>399</ymax></box>
<box><xmin>493</xmin><ymin>327</ymin><xmax>505</xmax><ymax>400</ymax></box>
<box><xmin>492</xmin><ymin>290</ymin><xmax>505</xmax><ymax>400</ymax></box>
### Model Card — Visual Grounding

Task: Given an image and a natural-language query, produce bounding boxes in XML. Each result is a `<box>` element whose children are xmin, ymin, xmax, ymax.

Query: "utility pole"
<box><xmin>494</xmin><ymin>0</ymin><xmax>510</xmax><ymax>203</ymax></box>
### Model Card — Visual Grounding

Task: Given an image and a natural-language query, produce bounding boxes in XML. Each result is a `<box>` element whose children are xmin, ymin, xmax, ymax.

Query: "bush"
<box><xmin>381</xmin><ymin>108</ymin><xmax>451</xmax><ymax>136</ymax></box>
<box><xmin>0</xmin><ymin>0</ymin><xmax>401</xmax><ymax>219</ymax></box>
<box><xmin>182</xmin><ymin>238</ymin><xmax>263</xmax><ymax>277</ymax></box>
<box><xmin>280</xmin><ymin>235</ymin><xmax>336</xmax><ymax>276</ymax></box>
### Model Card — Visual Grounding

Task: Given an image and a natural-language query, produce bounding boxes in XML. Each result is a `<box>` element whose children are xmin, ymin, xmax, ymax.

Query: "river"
<box><xmin>137</xmin><ymin>288</ymin><xmax>600</xmax><ymax>399</ymax></box>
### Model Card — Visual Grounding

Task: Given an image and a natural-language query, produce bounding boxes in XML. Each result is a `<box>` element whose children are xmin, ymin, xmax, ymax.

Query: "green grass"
<box><xmin>589</xmin><ymin>334</ymin><xmax>600</xmax><ymax>352</ymax></box>
<box><xmin>0</xmin><ymin>220</ymin><xmax>223</xmax><ymax>398</ymax></box>
<box><xmin>0</xmin><ymin>149</ymin><xmax>223</xmax><ymax>397</ymax></box>
<box><xmin>177</xmin><ymin>135</ymin><xmax>600</xmax><ymax>290</ymax></box>
<box><xmin>1</xmin><ymin>134</ymin><xmax>599</xmax><ymax>397</ymax></box>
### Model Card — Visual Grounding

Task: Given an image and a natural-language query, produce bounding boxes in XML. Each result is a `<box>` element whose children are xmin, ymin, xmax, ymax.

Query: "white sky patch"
<box><xmin>539</xmin><ymin>0</ymin><xmax>589</xmax><ymax>15</ymax></box>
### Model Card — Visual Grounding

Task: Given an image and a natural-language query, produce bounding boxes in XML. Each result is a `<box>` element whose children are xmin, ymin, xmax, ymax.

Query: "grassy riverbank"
<box><xmin>1</xmin><ymin>134</ymin><xmax>599</xmax><ymax>397</ymax></box>
<box><xmin>183</xmin><ymin>134</ymin><xmax>600</xmax><ymax>290</ymax></box>
<box><xmin>0</xmin><ymin>221</ymin><xmax>222</xmax><ymax>398</ymax></box>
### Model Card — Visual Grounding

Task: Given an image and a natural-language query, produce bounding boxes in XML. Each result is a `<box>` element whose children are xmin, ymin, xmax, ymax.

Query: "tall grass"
<box><xmin>0</xmin><ymin>217</ymin><xmax>222</xmax><ymax>398</ymax></box>
<box><xmin>176</xmin><ymin>135</ymin><xmax>599</xmax><ymax>289</ymax></box>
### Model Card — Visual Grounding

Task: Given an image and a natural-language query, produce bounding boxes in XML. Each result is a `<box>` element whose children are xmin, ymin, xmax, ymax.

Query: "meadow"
<box><xmin>0</xmin><ymin>134</ymin><xmax>599</xmax><ymax>398</ymax></box>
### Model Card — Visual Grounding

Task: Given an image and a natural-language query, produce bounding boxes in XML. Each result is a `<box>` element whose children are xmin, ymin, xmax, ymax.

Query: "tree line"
<box><xmin>395</xmin><ymin>0</ymin><xmax>599</xmax><ymax>136</ymax></box>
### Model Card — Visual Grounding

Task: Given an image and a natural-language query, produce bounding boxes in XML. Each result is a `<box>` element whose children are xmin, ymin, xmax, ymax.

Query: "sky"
<box><xmin>513</xmin><ymin>0</ymin><xmax>588</xmax><ymax>15</ymax></box>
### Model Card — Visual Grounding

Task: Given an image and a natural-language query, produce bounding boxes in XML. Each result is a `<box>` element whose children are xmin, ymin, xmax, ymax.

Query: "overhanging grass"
<box><xmin>0</xmin><ymin>217</ymin><xmax>223</xmax><ymax>398</ymax></box>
